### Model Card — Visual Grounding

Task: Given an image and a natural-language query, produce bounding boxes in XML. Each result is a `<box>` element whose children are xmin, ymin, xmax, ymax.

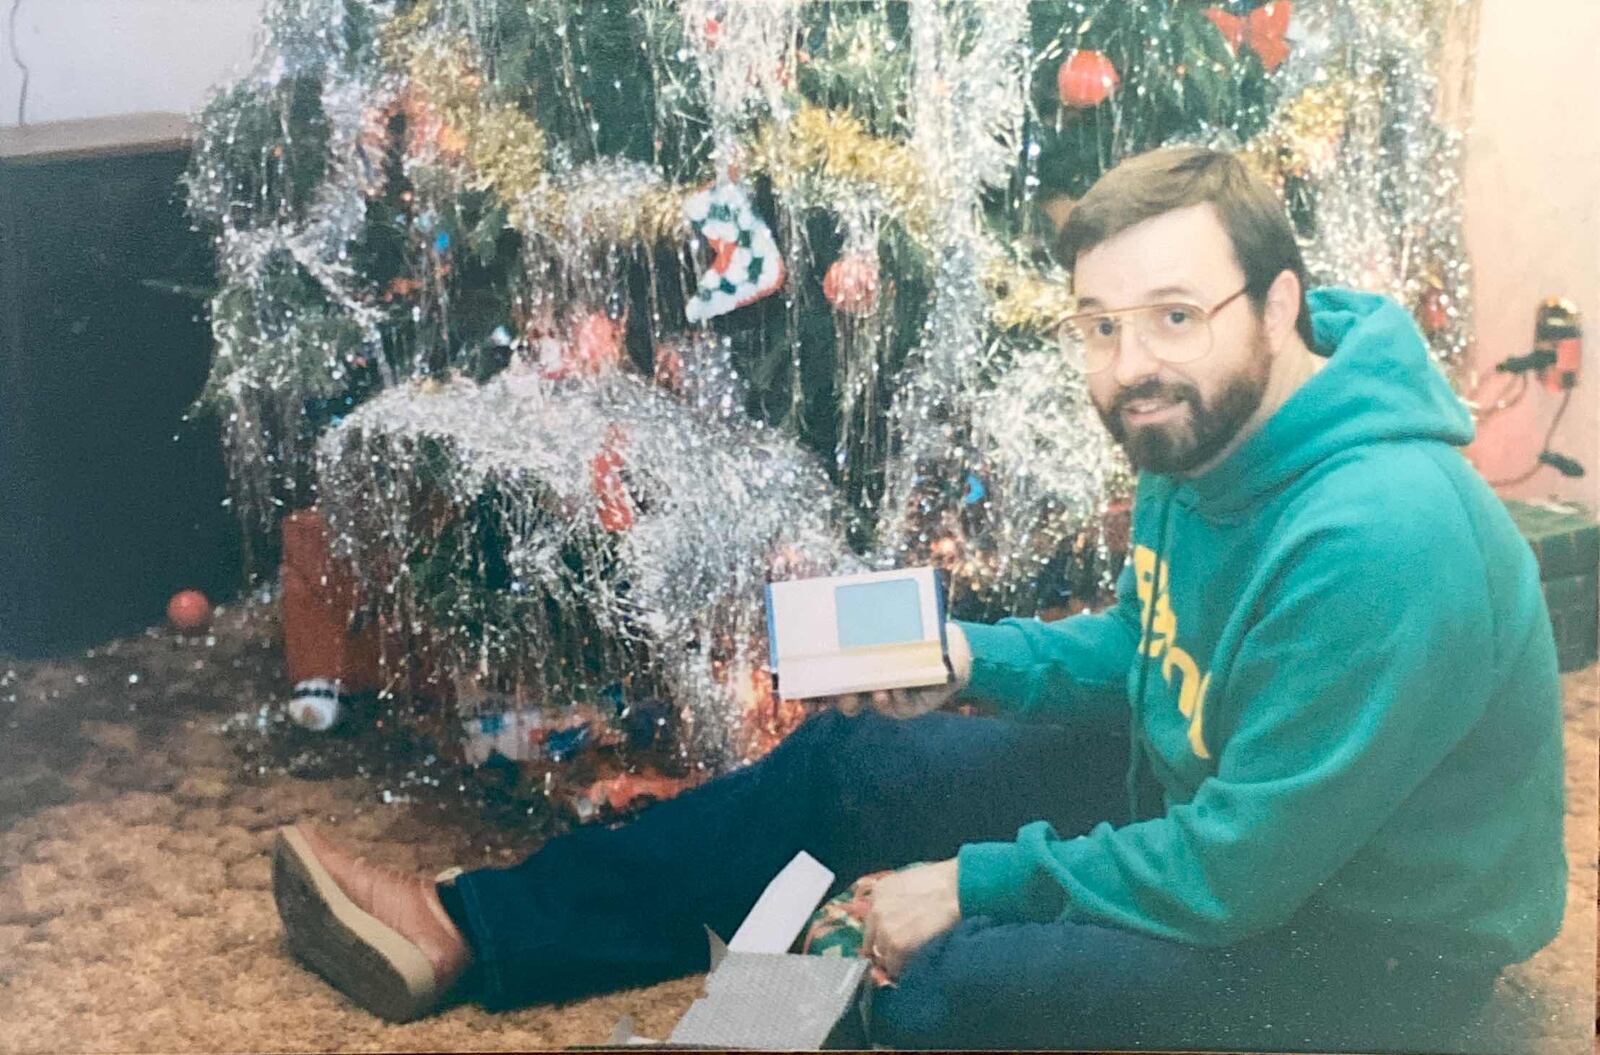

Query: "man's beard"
<box><xmin>1095</xmin><ymin>332</ymin><xmax>1272</xmax><ymax>476</ymax></box>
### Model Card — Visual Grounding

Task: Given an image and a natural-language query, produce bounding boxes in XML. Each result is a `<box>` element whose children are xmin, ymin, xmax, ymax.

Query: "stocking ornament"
<box><xmin>684</xmin><ymin>178</ymin><xmax>786</xmax><ymax>323</ymax></box>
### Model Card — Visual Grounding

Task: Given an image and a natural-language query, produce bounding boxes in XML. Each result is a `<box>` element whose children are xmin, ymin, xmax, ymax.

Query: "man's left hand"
<box><xmin>862</xmin><ymin>858</ymin><xmax>961</xmax><ymax>980</ymax></box>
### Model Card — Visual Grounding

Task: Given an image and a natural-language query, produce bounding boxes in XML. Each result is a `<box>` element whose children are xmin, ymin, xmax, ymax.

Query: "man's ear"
<box><xmin>1263</xmin><ymin>269</ymin><xmax>1303</xmax><ymax>353</ymax></box>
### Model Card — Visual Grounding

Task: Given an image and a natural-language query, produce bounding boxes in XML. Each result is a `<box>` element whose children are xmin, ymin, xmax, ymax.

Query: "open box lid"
<box><xmin>581</xmin><ymin>851</ymin><xmax>873</xmax><ymax>1051</ymax></box>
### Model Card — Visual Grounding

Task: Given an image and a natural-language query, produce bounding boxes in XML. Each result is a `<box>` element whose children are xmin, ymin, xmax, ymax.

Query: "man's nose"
<box><xmin>1110</xmin><ymin>321</ymin><xmax>1161</xmax><ymax>389</ymax></box>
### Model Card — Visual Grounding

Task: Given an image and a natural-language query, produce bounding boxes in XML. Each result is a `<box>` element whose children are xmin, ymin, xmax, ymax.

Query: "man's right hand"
<box><xmin>834</xmin><ymin>624</ymin><xmax>972</xmax><ymax>719</ymax></box>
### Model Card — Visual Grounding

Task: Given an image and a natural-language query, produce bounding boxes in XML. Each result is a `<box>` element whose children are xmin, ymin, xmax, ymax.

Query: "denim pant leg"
<box><xmin>447</xmin><ymin>708</ymin><xmax>1131</xmax><ymax>1009</ymax></box>
<box><xmin>871</xmin><ymin>916</ymin><xmax>1502</xmax><ymax>1053</ymax></box>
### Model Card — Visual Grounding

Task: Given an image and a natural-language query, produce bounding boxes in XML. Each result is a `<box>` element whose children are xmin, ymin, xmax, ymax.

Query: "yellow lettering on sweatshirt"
<box><xmin>1133</xmin><ymin>544</ymin><xmax>1212</xmax><ymax>760</ymax></box>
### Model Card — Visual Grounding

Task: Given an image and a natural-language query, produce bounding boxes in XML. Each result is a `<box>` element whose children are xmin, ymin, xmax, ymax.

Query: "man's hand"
<box><xmin>834</xmin><ymin>624</ymin><xmax>972</xmax><ymax>719</ymax></box>
<box><xmin>834</xmin><ymin>684</ymin><xmax>953</xmax><ymax>719</ymax></box>
<box><xmin>862</xmin><ymin>858</ymin><xmax>962</xmax><ymax>980</ymax></box>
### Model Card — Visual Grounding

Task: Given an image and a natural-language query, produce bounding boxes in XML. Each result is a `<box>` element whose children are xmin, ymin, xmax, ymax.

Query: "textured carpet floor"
<box><xmin>0</xmin><ymin>604</ymin><xmax>1593</xmax><ymax>1053</ymax></box>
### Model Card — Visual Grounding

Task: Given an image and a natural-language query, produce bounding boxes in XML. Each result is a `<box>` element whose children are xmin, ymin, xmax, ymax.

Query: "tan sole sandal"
<box><xmin>272</xmin><ymin>827</ymin><xmax>444</xmax><ymax>1022</ymax></box>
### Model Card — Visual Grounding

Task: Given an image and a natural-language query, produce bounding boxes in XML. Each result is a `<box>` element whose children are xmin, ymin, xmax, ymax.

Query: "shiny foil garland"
<box><xmin>1254</xmin><ymin>0</ymin><xmax>1481</xmax><ymax>372</ymax></box>
<box><xmin>967</xmin><ymin>342</ymin><xmax>1125</xmax><ymax>608</ymax></box>
<box><xmin>186</xmin><ymin>2</ymin><xmax>398</xmax><ymax>529</ymax></box>
<box><xmin>871</xmin><ymin>0</ymin><xmax>1115</xmax><ymax>620</ymax></box>
<box><xmin>317</xmin><ymin>369</ymin><xmax>851</xmax><ymax>767</ymax></box>
<box><xmin>749</xmin><ymin>104</ymin><xmax>935</xmax><ymax>243</ymax></box>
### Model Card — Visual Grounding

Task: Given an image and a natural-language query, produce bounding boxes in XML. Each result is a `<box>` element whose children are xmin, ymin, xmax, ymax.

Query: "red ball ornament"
<box><xmin>823</xmin><ymin>254</ymin><xmax>880</xmax><ymax>316</ymax></box>
<box><xmin>1419</xmin><ymin>287</ymin><xmax>1451</xmax><ymax>335</ymax></box>
<box><xmin>572</xmin><ymin>312</ymin><xmax>625</xmax><ymax>375</ymax></box>
<box><xmin>1057</xmin><ymin>50</ymin><xmax>1121</xmax><ymax>109</ymax></box>
<box><xmin>167</xmin><ymin>589</ymin><xmax>212</xmax><ymax>631</ymax></box>
<box><xmin>538</xmin><ymin>312</ymin><xmax>625</xmax><ymax>379</ymax></box>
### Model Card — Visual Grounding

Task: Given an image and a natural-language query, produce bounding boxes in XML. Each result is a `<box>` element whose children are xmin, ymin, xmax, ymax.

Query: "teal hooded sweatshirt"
<box><xmin>953</xmin><ymin>288</ymin><xmax>1567</xmax><ymax>971</ymax></box>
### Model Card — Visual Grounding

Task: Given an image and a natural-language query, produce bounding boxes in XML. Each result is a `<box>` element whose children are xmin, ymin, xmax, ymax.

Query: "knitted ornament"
<box><xmin>684</xmin><ymin>180</ymin><xmax>786</xmax><ymax>323</ymax></box>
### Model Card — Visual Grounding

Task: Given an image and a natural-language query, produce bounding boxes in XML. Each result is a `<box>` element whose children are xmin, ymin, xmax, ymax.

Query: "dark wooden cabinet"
<box><xmin>0</xmin><ymin>114</ymin><xmax>240</xmax><ymax>656</ymax></box>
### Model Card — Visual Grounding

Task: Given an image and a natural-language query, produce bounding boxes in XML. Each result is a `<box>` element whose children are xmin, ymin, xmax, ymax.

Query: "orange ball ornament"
<box><xmin>823</xmin><ymin>254</ymin><xmax>880</xmax><ymax>316</ymax></box>
<box><xmin>167</xmin><ymin>589</ymin><xmax>212</xmax><ymax>631</ymax></box>
<box><xmin>1058</xmin><ymin>50</ymin><xmax>1120</xmax><ymax>109</ymax></box>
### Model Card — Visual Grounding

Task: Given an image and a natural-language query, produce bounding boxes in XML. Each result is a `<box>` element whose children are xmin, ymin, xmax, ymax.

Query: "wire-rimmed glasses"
<box><xmin>1058</xmin><ymin>285</ymin><xmax>1249</xmax><ymax>374</ymax></box>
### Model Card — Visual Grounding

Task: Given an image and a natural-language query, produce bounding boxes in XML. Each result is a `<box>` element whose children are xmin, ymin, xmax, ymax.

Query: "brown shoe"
<box><xmin>272</xmin><ymin>824</ymin><xmax>471</xmax><ymax>1021</ymax></box>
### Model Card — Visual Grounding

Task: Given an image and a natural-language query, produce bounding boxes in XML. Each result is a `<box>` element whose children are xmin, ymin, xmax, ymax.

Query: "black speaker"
<box><xmin>0</xmin><ymin>114</ymin><xmax>240</xmax><ymax>657</ymax></box>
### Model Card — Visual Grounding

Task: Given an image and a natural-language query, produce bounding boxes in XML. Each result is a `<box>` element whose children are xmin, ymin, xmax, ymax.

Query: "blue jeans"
<box><xmin>446</xmin><ymin>710</ymin><xmax>1500</xmax><ymax>1051</ymax></box>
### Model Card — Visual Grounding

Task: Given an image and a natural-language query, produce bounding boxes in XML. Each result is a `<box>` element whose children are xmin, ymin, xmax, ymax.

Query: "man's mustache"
<box><xmin>1112</xmin><ymin>380</ymin><xmax>1200</xmax><ymax>416</ymax></box>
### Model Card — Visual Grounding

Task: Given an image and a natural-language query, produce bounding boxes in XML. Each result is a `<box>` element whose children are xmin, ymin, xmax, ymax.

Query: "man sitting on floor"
<box><xmin>270</xmin><ymin>145</ymin><xmax>1567</xmax><ymax>1053</ymax></box>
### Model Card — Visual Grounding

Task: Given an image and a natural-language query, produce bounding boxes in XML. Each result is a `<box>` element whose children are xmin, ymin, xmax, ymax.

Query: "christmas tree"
<box><xmin>187</xmin><ymin>0</ymin><xmax>1481</xmax><ymax>786</ymax></box>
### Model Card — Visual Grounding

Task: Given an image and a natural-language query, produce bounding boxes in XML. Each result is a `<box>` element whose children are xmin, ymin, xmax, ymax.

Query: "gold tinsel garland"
<box><xmin>379</xmin><ymin>1</ymin><xmax>1075</xmax><ymax>330</ymax></box>
<box><xmin>381</xmin><ymin>0</ymin><xmax>435</xmax><ymax>54</ymax></box>
<box><xmin>383</xmin><ymin>8</ymin><xmax>683</xmax><ymax>246</ymax></box>
<box><xmin>375</xmin><ymin>11</ymin><xmax>1379</xmax><ymax>333</ymax></box>
<box><xmin>1240</xmin><ymin>77</ymin><xmax>1361</xmax><ymax>187</ymax></box>
<box><xmin>394</xmin><ymin>36</ymin><xmax>548</xmax><ymax>203</ymax></box>
<box><xmin>986</xmin><ymin>260</ymin><xmax>1078</xmax><ymax>332</ymax></box>
<box><xmin>748</xmin><ymin>107</ymin><xmax>1086</xmax><ymax>329</ymax></box>
<box><xmin>747</xmin><ymin>105</ymin><xmax>934</xmax><ymax>242</ymax></box>
<box><xmin>510</xmin><ymin>176</ymin><xmax>691</xmax><ymax>246</ymax></box>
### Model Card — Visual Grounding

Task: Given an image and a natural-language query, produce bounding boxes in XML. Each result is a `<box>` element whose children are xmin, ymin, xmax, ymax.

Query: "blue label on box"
<box><xmin>834</xmin><ymin>579</ymin><xmax>924</xmax><ymax>648</ymax></box>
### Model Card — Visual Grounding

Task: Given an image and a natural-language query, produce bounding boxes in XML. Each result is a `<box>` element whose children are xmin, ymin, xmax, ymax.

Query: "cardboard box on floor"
<box><xmin>578</xmin><ymin>852</ymin><xmax>872</xmax><ymax>1051</ymax></box>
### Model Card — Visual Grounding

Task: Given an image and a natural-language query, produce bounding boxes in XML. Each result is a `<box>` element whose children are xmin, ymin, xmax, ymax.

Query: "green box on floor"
<box><xmin>1502</xmin><ymin>499</ymin><xmax>1599</xmax><ymax>672</ymax></box>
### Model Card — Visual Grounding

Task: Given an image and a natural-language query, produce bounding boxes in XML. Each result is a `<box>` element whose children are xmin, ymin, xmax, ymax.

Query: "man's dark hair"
<box><xmin>1058</xmin><ymin>146</ymin><xmax>1316</xmax><ymax>348</ymax></box>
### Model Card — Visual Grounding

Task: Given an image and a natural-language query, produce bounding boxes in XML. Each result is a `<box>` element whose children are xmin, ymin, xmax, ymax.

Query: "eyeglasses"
<box><xmin>1057</xmin><ymin>285</ymin><xmax>1250</xmax><ymax>375</ymax></box>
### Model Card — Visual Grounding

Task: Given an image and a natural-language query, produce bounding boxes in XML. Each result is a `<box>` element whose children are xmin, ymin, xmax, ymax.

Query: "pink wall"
<box><xmin>1462</xmin><ymin>0</ymin><xmax>1600</xmax><ymax>511</ymax></box>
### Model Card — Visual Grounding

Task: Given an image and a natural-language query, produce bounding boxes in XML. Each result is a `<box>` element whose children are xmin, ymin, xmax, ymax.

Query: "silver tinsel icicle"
<box><xmin>875</xmin><ymin>0</ymin><xmax>1117</xmax><ymax>613</ymax></box>
<box><xmin>317</xmin><ymin>369</ymin><xmax>850</xmax><ymax>767</ymax></box>
<box><xmin>1267</xmin><ymin>0</ymin><xmax>1481</xmax><ymax>370</ymax></box>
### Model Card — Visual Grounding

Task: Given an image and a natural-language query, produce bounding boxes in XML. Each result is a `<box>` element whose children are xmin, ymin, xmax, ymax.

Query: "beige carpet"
<box><xmin>0</xmin><ymin>603</ymin><xmax>1593</xmax><ymax>1053</ymax></box>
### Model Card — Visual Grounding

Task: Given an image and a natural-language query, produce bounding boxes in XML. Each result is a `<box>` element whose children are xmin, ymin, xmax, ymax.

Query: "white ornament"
<box><xmin>684</xmin><ymin>180</ymin><xmax>786</xmax><ymax>324</ymax></box>
<box><xmin>290</xmin><ymin>678</ymin><xmax>342</xmax><ymax>731</ymax></box>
